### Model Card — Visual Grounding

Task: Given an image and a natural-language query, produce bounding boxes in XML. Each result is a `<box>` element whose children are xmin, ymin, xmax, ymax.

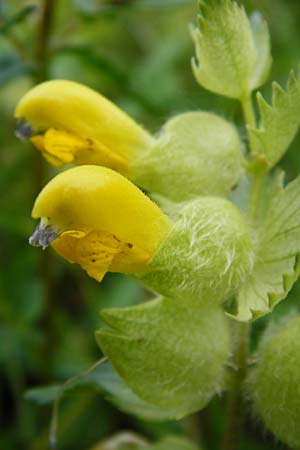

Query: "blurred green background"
<box><xmin>1</xmin><ymin>0</ymin><xmax>300</xmax><ymax>449</ymax></box>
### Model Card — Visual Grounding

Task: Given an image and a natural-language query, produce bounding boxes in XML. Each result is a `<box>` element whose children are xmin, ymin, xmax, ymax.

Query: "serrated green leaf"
<box><xmin>249</xmin><ymin>12</ymin><xmax>272</xmax><ymax>89</ymax></box>
<box><xmin>256</xmin><ymin>172</ymin><xmax>285</xmax><ymax>223</ymax></box>
<box><xmin>233</xmin><ymin>174</ymin><xmax>300</xmax><ymax>321</ymax></box>
<box><xmin>191</xmin><ymin>0</ymin><xmax>270</xmax><ymax>99</ymax></box>
<box><xmin>250</xmin><ymin>70</ymin><xmax>300</xmax><ymax>168</ymax></box>
<box><xmin>96</xmin><ymin>297</ymin><xmax>231</xmax><ymax>419</ymax></box>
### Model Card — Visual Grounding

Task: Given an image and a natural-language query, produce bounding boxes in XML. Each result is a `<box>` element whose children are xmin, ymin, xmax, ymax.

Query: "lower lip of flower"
<box><xmin>31</xmin><ymin>128</ymin><xmax>129</xmax><ymax>172</ymax></box>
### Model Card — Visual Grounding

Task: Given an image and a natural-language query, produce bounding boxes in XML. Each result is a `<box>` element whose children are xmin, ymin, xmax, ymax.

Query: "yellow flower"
<box><xmin>29</xmin><ymin>165</ymin><xmax>172</xmax><ymax>281</ymax></box>
<box><xmin>15</xmin><ymin>80</ymin><xmax>152</xmax><ymax>174</ymax></box>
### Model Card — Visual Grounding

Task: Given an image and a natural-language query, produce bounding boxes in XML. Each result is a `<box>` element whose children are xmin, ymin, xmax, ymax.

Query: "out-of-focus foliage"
<box><xmin>1</xmin><ymin>0</ymin><xmax>300</xmax><ymax>449</ymax></box>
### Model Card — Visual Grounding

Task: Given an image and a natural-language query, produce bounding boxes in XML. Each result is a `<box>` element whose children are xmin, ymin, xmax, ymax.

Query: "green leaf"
<box><xmin>25</xmin><ymin>385</ymin><xmax>61</xmax><ymax>405</ymax></box>
<box><xmin>86</xmin><ymin>360</ymin><xmax>182</xmax><ymax>420</ymax></box>
<box><xmin>92</xmin><ymin>434</ymin><xmax>201</xmax><ymax>450</ymax></box>
<box><xmin>233</xmin><ymin>174</ymin><xmax>300</xmax><ymax>321</ymax></box>
<box><xmin>25</xmin><ymin>360</ymin><xmax>182</xmax><ymax>421</ymax></box>
<box><xmin>129</xmin><ymin>0</ymin><xmax>195</xmax><ymax>8</ymax></box>
<box><xmin>250</xmin><ymin>69</ymin><xmax>300</xmax><ymax>168</ymax></box>
<box><xmin>249</xmin><ymin>12</ymin><xmax>272</xmax><ymax>89</ymax></box>
<box><xmin>91</xmin><ymin>432</ymin><xmax>148</xmax><ymax>450</ymax></box>
<box><xmin>74</xmin><ymin>0</ymin><xmax>194</xmax><ymax>16</ymax></box>
<box><xmin>148</xmin><ymin>436</ymin><xmax>200</xmax><ymax>450</ymax></box>
<box><xmin>191</xmin><ymin>0</ymin><xmax>270</xmax><ymax>99</ymax></box>
<box><xmin>0</xmin><ymin>5</ymin><xmax>36</xmax><ymax>35</ymax></box>
<box><xmin>96</xmin><ymin>297</ymin><xmax>231</xmax><ymax>419</ymax></box>
<box><xmin>0</xmin><ymin>55</ymin><xmax>31</xmax><ymax>85</ymax></box>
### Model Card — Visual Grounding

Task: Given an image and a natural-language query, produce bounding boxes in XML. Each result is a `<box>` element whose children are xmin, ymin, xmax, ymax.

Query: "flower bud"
<box><xmin>29</xmin><ymin>165</ymin><xmax>171</xmax><ymax>281</ymax></box>
<box><xmin>139</xmin><ymin>196</ymin><xmax>254</xmax><ymax>304</ymax></box>
<box><xmin>15</xmin><ymin>80</ymin><xmax>152</xmax><ymax>174</ymax></box>
<box><xmin>247</xmin><ymin>315</ymin><xmax>300</xmax><ymax>449</ymax></box>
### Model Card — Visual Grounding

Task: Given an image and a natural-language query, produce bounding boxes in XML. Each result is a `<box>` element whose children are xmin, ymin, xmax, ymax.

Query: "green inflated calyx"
<box><xmin>97</xmin><ymin>297</ymin><xmax>231</xmax><ymax>418</ymax></box>
<box><xmin>138</xmin><ymin>197</ymin><xmax>254</xmax><ymax>304</ymax></box>
<box><xmin>191</xmin><ymin>0</ymin><xmax>271</xmax><ymax>99</ymax></box>
<box><xmin>132</xmin><ymin>112</ymin><xmax>244</xmax><ymax>201</ymax></box>
<box><xmin>247</xmin><ymin>315</ymin><xmax>300</xmax><ymax>449</ymax></box>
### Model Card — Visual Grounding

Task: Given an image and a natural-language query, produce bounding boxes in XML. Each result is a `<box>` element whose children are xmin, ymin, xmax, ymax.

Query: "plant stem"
<box><xmin>221</xmin><ymin>92</ymin><xmax>263</xmax><ymax>450</ymax></box>
<box><xmin>248</xmin><ymin>173</ymin><xmax>263</xmax><ymax>221</ymax></box>
<box><xmin>221</xmin><ymin>322</ymin><xmax>250</xmax><ymax>450</ymax></box>
<box><xmin>35</xmin><ymin>0</ymin><xmax>56</xmax><ymax>83</ymax></box>
<box><xmin>242</xmin><ymin>92</ymin><xmax>265</xmax><ymax>221</ymax></box>
<box><xmin>33</xmin><ymin>0</ymin><xmax>56</xmax><ymax>194</ymax></box>
<box><xmin>49</xmin><ymin>357</ymin><xmax>107</xmax><ymax>450</ymax></box>
<box><xmin>33</xmin><ymin>0</ymin><xmax>57</xmax><ymax>368</ymax></box>
<box><xmin>241</xmin><ymin>93</ymin><xmax>257</xmax><ymax>157</ymax></box>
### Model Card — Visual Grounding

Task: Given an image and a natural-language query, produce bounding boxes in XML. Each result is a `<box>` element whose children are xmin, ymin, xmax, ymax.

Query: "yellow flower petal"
<box><xmin>31</xmin><ymin>128</ymin><xmax>128</xmax><ymax>171</ymax></box>
<box><xmin>31</xmin><ymin>165</ymin><xmax>172</xmax><ymax>280</ymax></box>
<box><xmin>52</xmin><ymin>229</ymin><xmax>150</xmax><ymax>281</ymax></box>
<box><xmin>15</xmin><ymin>80</ymin><xmax>152</xmax><ymax>173</ymax></box>
<box><xmin>31</xmin><ymin>132</ymin><xmax>74</xmax><ymax>167</ymax></box>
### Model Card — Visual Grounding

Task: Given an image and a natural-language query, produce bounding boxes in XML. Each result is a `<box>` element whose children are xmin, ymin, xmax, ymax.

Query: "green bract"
<box><xmin>132</xmin><ymin>112</ymin><xmax>244</xmax><ymax>201</ymax></box>
<box><xmin>247</xmin><ymin>315</ymin><xmax>300</xmax><ymax>449</ymax></box>
<box><xmin>233</xmin><ymin>174</ymin><xmax>300</xmax><ymax>321</ymax></box>
<box><xmin>97</xmin><ymin>297</ymin><xmax>231</xmax><ymax>418</ymax></box>
<box><xmin>139</xmin><ymin>197</ymin><xmax>254</xmax><ymax>304</ymax></box>
<box><xmin>249</xmin><ymin>12</ymin><xmax>272</xmax><ymax>91</ymax></box>
<box><xmin>250</xmin><ymin>69</ymin><xmax>300</xmax><ymax>168</ymax></box>
<box><xmin>191</xmin><ymin>0</ymin><xmax>271</xmax><ymax>99</ymax></box>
